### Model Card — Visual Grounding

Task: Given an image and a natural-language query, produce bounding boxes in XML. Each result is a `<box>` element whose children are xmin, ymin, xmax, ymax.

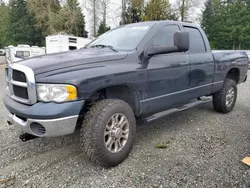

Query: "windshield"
<box><xmin>86</xmin><ymin>25</ymin><xmax>151</xmax><ymax>51</ymax></box>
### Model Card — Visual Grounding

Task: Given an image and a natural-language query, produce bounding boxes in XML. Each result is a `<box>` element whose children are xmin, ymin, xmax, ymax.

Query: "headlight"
<box><xmin>36</xmin><ymin>84</ymin><xmax>77</xmax><ymax>102</ymax></box>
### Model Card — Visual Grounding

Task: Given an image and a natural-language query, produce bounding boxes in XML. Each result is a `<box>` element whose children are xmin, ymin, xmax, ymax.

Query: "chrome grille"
<box><xmin>5</xmin><ymin>64</ymin><xmax>37</xmax><ymax>105</ymax></box>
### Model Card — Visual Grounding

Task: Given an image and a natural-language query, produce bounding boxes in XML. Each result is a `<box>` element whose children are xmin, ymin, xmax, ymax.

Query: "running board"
<box><xmin>144</xmin><ymin>98</ymin><xmax>212</xmax><ymax>123</ymax></box>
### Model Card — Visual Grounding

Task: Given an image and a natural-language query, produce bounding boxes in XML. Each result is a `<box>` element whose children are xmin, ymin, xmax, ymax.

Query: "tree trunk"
<box><xmin>181</xmin><ymin>0</ymin><xmax>185</xmax><ymax>22</ymax></box>
<box><xmin>103</xmin><ymin>1</ymin><xmax>106</xmax><ymax>26</ymax></box>
<box><xmin>93</xmin><ymin>0</ymin><xmax>96</xmax><ymax>37</ymax></box>
<box><xmin>121</xmin><ymin>0</ymin><xmax>126</xmax><ymax>25</ymax></box>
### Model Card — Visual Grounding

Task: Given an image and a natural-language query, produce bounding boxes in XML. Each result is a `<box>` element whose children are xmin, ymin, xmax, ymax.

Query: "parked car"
<box><xmin>4</xmin><ymin>21</ymin><xmax>249</xmax><ymax>167</ymax></box>
<box><xmin>0</xmin><ymin>49</ymin><xmax>5</xmax><ymax>56</ymax></box>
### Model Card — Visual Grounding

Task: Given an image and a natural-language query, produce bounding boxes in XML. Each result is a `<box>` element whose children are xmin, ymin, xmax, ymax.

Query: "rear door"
<box><xmin>141</xmin><ymin>24</ymin><xmax>190</xmax><ymax>114</ymax></box>
<box><xmin>183</xmin><ymin>26</ymin><xmax>214</xmax><ymax>99</ymax></box>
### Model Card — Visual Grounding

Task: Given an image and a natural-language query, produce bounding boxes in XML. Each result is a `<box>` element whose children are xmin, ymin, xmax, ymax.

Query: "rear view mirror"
<box><xmin>147</xmin><ymin>31</ymin><xmax>190</xmax><ymax>57</ymax></box>
<box><xmin>174</xmin><ymin>31</ymin><xmax>190</xmax><ymax>52</ymax></box>
<box><xmin>147</xmin><ymin>46</ymin><xmax>179</xmax><ymax>56</ymax></box>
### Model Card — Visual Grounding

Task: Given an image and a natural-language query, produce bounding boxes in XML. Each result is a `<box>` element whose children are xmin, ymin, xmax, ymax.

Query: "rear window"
<box><xmin>16</xmin><ymin>51</ymin><xmax>30</xmax><ymax>57</ymax></box>
<box><xmin>184</xmin><ymin>27</ymin><xmax>206</xmax><ymax>53</ymax></box>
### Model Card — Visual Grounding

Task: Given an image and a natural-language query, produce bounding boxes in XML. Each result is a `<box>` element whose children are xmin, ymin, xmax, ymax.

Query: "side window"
<box><xmin>16</xmin><ymin>51</ymin><xmax>23</xmax><ymax>57</ymax></box>
<box><xmin>23</xmin><ymin>51</ymin><xmax>30</xmax><ymax>57</ymax></box>
<box><xmin>16</xmin><ymin>51</ymin><xmax>30</xmax><ymax>57</ymax></box>
<box><xmin>153</xmin><ymin>25</ymin><xmax>180</xmax><ymax>47</ymax></box>
<box><xmin>184</xmin><ymin>27</ymin><xmax>206</xmax><ymax>53</ymax></box>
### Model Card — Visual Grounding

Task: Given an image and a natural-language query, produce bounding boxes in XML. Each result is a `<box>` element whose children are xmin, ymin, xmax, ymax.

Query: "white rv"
<box><xmin>5</xmin><ymin>45</ymin><xmax>46</xmax><ymax>64</ymax></box>
<box><xmin>46</xmin><ymin>35</ymin><xmax>92</xmax><ymax>54</ymax></box>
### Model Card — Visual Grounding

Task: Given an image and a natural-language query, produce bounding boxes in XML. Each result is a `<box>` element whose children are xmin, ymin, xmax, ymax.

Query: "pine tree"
<box><xmin>0</xmin><ymin>3</ymin><xmax>10</xmax><ymax>48</ymax></box>
<box><xmin>97</xmin><ymin>21</ymin><xmax>110</xmax><ymax>36</ymax></box>
<box><xmin>27</xmin><ymin>0</ymin><xmax>62</xmax><ymax>35</ymax></box>
<box><xmin>8</xmin><ymin>0</ymin><xmax>43</xmax><ymax>46</ymax></box>
<box><xmin>124</xmin><ymin>0</ymin><xmax>144</xmax><ymax>24</ymax></box>
<box><xmin>201</xmin><ymin>0</ymin><xmax>250</xmax><ymax>50</ymax></box>
<box><xmin>61</xmin><ymin>0</ymin><xmax>88</xmax><ymax>37</ymax></box>
<box><xmin>143</xmin><ymin>0</ymin><xmax>178</xmax><ymax>21</ymax></box>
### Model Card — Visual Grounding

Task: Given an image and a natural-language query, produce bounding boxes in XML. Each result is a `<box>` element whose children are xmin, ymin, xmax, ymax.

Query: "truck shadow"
<box><xmin>2</xmin><ymin>103</ymin><xmax>217</xmax><ymax>168</ymax></box>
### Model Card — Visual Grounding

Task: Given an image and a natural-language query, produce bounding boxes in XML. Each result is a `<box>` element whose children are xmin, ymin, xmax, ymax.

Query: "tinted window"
<box><xmin>16</xmin><ymin>51</ymin><xmax>23</xmax><ymax>57</ymax></box>
<box><xmin>153</xmin><ymin>25</ymin><xmax>180</xmax><ymax>47</ymax></box>
<box><xmin>184</xmin><ymin>27</ymin><xmax>206</xmax><ymax>53</ymax></box>
<box><xmin>69</xmin><ymin>46</ymin><xmax>77</xmax><ymax>50</ymax></box>
<box><xmin>16</xmin><ymin>51</ymin><xmax>30</xmax><ymax>57</ymax></box>
<box><xmin>23</xmin><ymin>51</ymin><xmax>30</xmax><ymax>57</ymax></box>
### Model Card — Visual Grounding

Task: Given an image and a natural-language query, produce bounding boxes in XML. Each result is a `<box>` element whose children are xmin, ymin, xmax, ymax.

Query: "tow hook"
<box><xmin>19</xmin><ymin>133</ymin><xmax>38</xmax><ymax>142</ymax></box>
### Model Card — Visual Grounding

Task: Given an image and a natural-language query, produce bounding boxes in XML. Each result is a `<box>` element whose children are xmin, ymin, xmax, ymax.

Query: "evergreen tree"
<box><xmin>97</xmin><ymin>21</ymin><xmax>111</xmax><ymax>36</ymax></box>
<box><xmin>8</xmin><ymin>0</ymin><xmax>43</xmax><ymax>46</ymax></box>
<box><xmin>124</xmin><ymin>0</ymin><xmax>144</xmax><ymax>24</ymax></box>
<box><xmin>61</xmin><ymin>0</ymin><xmax>88</xmax><ymax>37</ymax></box>
<box><xmin>201</xmin><ymin>0</ymin><xmax>250</xmax><ymax>50</ymax></box>
<box><xmin>0</xmin><ymin>3</ymin><xmax>10</xmax><ymax>48</ymax></box>
<box><xmin>143</xmin><ymin>0</ymin><xmax>178</xmax><ymax>21</ymax></box>
<box><xmin>76</xmin><ymin>6</ymin><xmax>88</xmax><ymax>38</ymax></box>
<box><xmin>27</xmin><ymin>0</ymin><xmax>62</xmax><ymax>35</ymax></box>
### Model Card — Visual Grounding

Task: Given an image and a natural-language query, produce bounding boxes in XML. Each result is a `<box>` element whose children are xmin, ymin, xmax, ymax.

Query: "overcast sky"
<box><xmin>81</xmin><ymin>0</ymin><xmax>203</xmax><ymax>37</ymax></box>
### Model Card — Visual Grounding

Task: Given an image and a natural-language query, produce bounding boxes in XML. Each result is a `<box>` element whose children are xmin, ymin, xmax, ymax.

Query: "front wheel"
<box><xmin>80</xmin><ymin>99</ymin><xmax>136</xmax><ymax>167</ymax></box>
<box><xmin>213</xmin><ymin>79</ymin><xmax>237</xmax><ymax>113</ymax></box>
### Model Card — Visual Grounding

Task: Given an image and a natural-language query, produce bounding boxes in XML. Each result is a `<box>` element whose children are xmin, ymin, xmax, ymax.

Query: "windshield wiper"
<box><xmin>90</xmin><ymin>44</ymin><xmax>118</xmax><ymax>52</ymax></box>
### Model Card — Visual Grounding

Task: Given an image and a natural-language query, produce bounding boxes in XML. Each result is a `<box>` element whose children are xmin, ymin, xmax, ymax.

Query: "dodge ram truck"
<box><xmin>4</xmin><ymin>21</ymin><xmax>249</xmax><ymax>167</ymax></box>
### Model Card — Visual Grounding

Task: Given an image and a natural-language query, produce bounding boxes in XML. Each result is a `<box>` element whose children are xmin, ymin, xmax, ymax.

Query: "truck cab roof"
<box><xmin>125</xmin><ymin>20</ymin><xmax>200</xmax><ymax>28</ymax></box>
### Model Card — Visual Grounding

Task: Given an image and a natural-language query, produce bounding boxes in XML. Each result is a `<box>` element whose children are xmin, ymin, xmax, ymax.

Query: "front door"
<box><xmin>140</xmin><ymin>24</ymin><xmax>190</xmax><ymax>114</ymax></box>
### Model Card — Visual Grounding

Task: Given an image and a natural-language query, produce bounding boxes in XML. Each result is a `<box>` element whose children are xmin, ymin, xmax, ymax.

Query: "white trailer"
<box><xmin>5</xmin><ymin>45</ymin><xmax>46</xmax><ymax>64</ymax></box>
<box><xmin>45</xmin><ymin>35</ymin><xmax>92</xmax><ymax>54</ymax></box>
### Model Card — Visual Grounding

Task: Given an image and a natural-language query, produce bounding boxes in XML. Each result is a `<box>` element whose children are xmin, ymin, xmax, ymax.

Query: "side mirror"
<box><xmin>147</xmin><ymin>31</ymin><xmax>190</xmax><ymax>57</ymax></box>
<box><xmin>174</xmin><ymin>31</ymin><xmax>190</xmax><ymax>52</ymax></box>
<box><xmin>147</xmin><ymin>46</ymin><xmax>180</xmax><ymax>56</ymax></box>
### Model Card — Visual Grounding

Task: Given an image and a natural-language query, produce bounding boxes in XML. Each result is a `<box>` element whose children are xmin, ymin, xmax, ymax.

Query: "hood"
<box><xmin>18</xmin><ymin>48</ymin><xmax>128</xmax><ymax>74</ymax></box>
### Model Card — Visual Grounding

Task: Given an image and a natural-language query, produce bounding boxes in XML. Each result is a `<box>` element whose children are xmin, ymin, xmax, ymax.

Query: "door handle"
<box><xmin>180</xmin><ymin>61</ymin><xmax>189</xmax><ymax>65</ymax></box>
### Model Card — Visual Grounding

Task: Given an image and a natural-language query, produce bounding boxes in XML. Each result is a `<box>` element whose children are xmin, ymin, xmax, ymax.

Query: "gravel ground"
<box><xmin>0</xmin><ymin>66</ymin><xmax>250</xmax><ymax>188</ymax></box>
<box><xmin>0</xmin><ymin>57</ymin><xmax>6</xmax><ymax>65</ymax></box>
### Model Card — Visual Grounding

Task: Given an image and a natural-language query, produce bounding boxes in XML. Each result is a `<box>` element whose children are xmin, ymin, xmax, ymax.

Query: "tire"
<box><xmin>213</xmin><ymin>79</ymin><xmax>237</xmax><ymax>113</ymax></box>
<box><xmin>80</xmin><ymin>99</ymin><xmax>136</xmax><ymax>167</ymax></box>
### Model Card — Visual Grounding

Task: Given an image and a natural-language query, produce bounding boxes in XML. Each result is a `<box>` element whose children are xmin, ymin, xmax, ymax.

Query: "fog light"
<box><xmin>30</xmin><ymin>123</ymin><xmax>46</xmax><ymax>136</ymax></box>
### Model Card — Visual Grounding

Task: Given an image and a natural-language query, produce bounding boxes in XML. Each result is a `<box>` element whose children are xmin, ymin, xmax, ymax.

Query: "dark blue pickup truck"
<box><xmin>4</xmin><ymin>21</ymin><xmax>249</xmax><ymax>167</ymax></box>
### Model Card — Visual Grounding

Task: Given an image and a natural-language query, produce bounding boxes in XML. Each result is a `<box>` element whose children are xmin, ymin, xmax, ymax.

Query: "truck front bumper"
<box><xmin>4</xmin><ymin>95</ymin><xmax>85</xmax><ymax>137</ymax></box>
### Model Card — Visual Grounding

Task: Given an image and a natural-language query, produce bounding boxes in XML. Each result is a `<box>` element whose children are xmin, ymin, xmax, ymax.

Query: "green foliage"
<box><xmin>8</xmin><ymin>0</ymin><xmax>43</xmax><ymax>46</ymax></box>
<box><xmin>97</xmin><ymin>21</ymin><xmax>111</xmax><ymax>36</ymax></box>
<box><xmin>27</xmin><ymin>0</ymin><xmax>62</xmax><ymax>35</ymax></box>
<box><xmin>143</xmin><ymin>0</ymin><xmax>178</xmax><ymax>21</ymax></box>
<box><xmin>124</xmin><ymin>0</ymin><xmax>144</xmax><ymax>24</ymax></box>
<box><xmin>123</xmin><ymin>0</ymin><xmax>178</xmax><ymax>24</ymax></box>
<box><xmin>60</xmin><ymin>0</ymin><xmax>88</xmax><ymax>37</ymax></box>
<box><xmin>0</xmin><ymin>4</ymin><xmax>10</xmax><ymax>48</ymax></box>
<box><xmin>201</xmin><ymin>0</ymin><xmax>250</xmax><ymax>50</ymax></box>
<box><xmin>0</xmin><ymin>0</ymin><xmax>88</xmax><ymax>48</ymax></box>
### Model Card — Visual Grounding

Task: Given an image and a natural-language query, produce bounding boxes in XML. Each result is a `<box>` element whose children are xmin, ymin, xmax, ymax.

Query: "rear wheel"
<box><xmin>80</xmin><ymin>99</ymin><xmax>136</xmax><ymax>167</ymax></box>
<box><xmin>213</xmin><ymin>79</ymin><xmax>237</xmax><ymax>113</ymax></box>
